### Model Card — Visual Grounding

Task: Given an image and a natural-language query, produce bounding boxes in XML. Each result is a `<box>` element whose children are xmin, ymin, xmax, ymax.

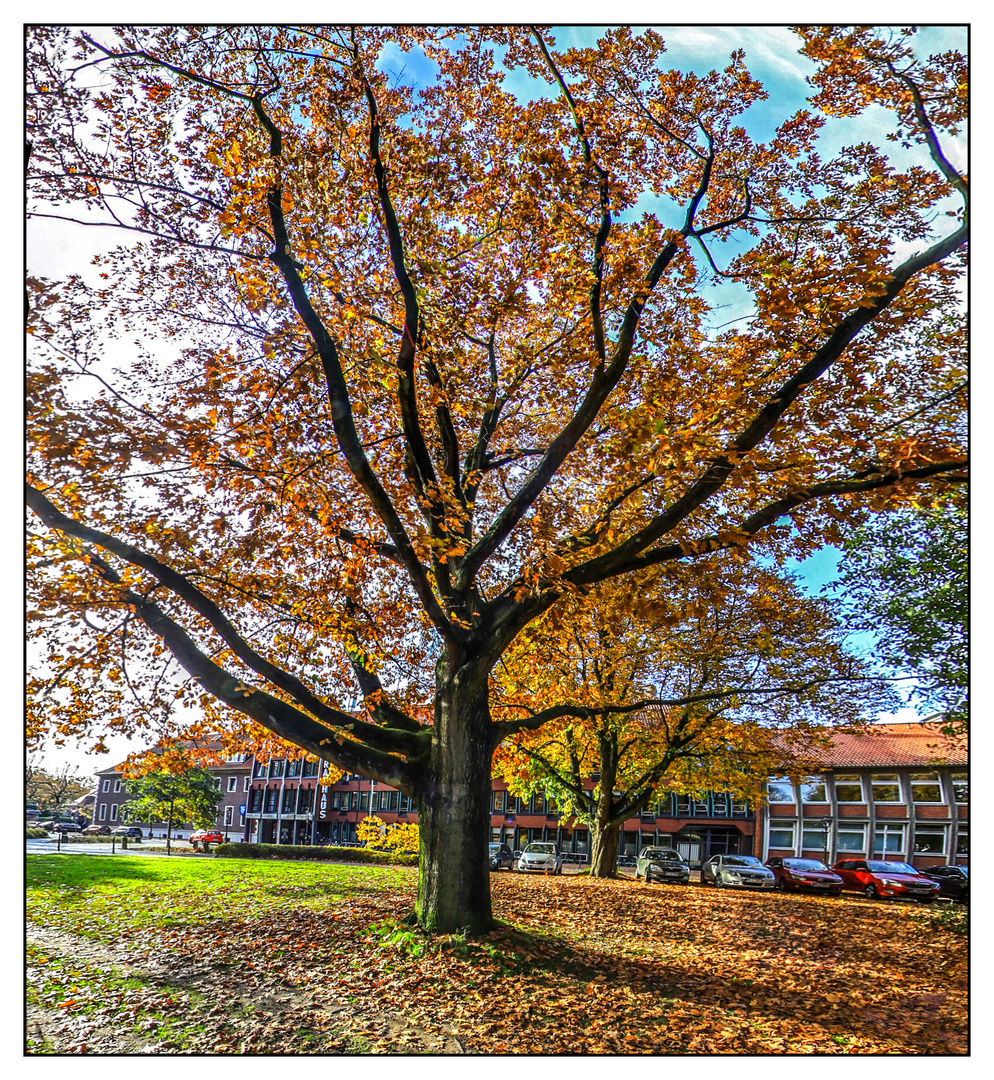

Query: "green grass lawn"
<box><xmin>26</xmin><ymin>854</ymin><xmax>968</xmax><ymax>1055</ymax></box>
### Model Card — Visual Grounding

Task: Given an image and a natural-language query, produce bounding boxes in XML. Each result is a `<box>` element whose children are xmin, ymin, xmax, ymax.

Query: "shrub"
<box><xmin>25</xmin><ymin>827</ymin><xmax>49</xmax><ymax>839</ymax></box>
<box><xmin>214</xmin><ymin>842</ymin><xmax>417</xmax><ymax>866</ymax></box>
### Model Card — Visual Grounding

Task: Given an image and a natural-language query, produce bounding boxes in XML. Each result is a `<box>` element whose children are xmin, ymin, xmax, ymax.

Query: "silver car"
<box><xmin>702</xmin><ymin>854</ymin><xmax>775</xmax><ymax>889</ymax></box>
<box><xmin>518</xmin><ymin>842</ymin><xmax>563</xmax><ymax>874</ymax></box>
<box><xmin>635</xmin><ymin>846</ymin><xmax>691</xmax><ymax>884</ymax></box>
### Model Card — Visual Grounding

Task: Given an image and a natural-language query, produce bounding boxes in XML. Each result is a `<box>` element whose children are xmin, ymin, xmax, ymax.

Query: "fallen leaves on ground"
<box><xmin>26</xmin><ymin>856</ymin><xmax>967</xmax><ymax>1054</ymax></box>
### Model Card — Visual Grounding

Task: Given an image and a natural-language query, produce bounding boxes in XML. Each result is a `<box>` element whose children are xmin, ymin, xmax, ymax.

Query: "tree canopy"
<box><xmin>26</xmin><ymin>25</ymin><xmax>967</xmax><ymax>931</ymax></box>
<box><xmin>494</xmin><ymin>564</ymin><xmax>895</xmax><ymax>873</ymax></box>
<box><xmin>831</xmin><ymin>501</ymin><xmax>967</xmax><ymax>734</ymax></box>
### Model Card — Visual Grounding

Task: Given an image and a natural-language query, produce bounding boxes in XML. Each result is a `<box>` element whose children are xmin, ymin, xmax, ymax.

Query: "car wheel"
<box><xmin>713</xmin><ymin>874</ymin><xmax>724</xmax><ymax>888</ymax></box>
<box><xmin>864</xmin><ymin>883</ymin><xmax>878</xmax><ymax>899</ymax></box>
<box><xmin>777</xmin><ymin>877</ymin><xmax>790</xmax><ymax>892</ymax></box>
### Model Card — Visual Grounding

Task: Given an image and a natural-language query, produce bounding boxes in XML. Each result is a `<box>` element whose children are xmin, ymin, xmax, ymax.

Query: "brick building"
<box><xmin>758</xmin><ymin>722</ymin><xmax>968</xmax><ymax>868</ymax></box>
<box><xmin>91</xmin><ymin>720</ymin><xmax>967</xmax><ymax>868</ymax></box>
<box><xmin>92</xmin><ymin>752</ymin><xmax>252</xmax><ymax>839</ymax></box>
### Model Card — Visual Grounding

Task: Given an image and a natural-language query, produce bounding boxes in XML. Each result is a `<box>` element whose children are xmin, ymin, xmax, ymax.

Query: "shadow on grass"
<box><xmin>26</xmin><ymin>852</ymin><xmax>163</xmax><ymax>892</ymax></box>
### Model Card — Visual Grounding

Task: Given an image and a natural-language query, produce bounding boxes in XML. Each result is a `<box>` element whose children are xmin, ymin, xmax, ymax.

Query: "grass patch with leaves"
<box><xmin>27</xmin><ymin>855</ymin><xmax>967</xmax><ymax>1055</ymax></box>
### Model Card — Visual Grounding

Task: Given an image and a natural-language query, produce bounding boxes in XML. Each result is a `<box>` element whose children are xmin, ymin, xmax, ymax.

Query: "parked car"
<box><xmin>518</xmin><ymin>842</ymin><xmax>563</xmax><ymax>874</ymax></box>
<box><xmin>920</xmin><ymin>865</ymin><xmax>969</xmax><ymax>903</ymax></box>
<box><xmin>190</xmin><ymin>829</ymin><xmax>225</xmax><ymax>849</ymax></box>
<box><xmin>831</xmin><ymin>859</ymin><xmax>941</xmax><ymax>902</ymax></box>
<box><xmin>702</xmin><ymin>854</ymin><xmax>776</xmax><ymax>889</ymax></box>
<box><xmin>50</xmin><ymin>821</ymin><xmax>81</xmax><ymax>833</ymax></box>
<box><xmin>83</xmin><ymin>824</ymin><xmax>112</xmax><ymax>835</ymax></box>
<box><xmin>765</xmin><ymin>857</ymin><xmax>843</xmax><ymax>896</ymax></box>
<box><xmin>489</xmin><ymin>842</ymin><xmax>515</xmax><ymax>871</ymax></box>
<box><xmin>112</xmin><ymin>826</ymin><xmax>144</xmax><ymax>839</ymax></box>
<box><xmin>635</xmin><ymin>847</ymin><xmax>691</xmax><ymax>885</ymax></box>
<box><xmin>617</xmin><ymin>854</ymin><xmax>636</xmax><ymax>868</ymax></box>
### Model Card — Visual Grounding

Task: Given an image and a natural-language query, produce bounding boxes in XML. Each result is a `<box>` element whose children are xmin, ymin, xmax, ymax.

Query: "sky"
<box><xmin>23</xmin><ymin>20</ymin><xmax>968</xmax><ymax>781</ymax></box>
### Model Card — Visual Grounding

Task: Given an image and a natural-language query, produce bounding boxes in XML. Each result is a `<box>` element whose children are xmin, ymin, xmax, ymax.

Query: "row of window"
<box><xmin>769</xmin><ymin>821</ymin><xmax>969</xmax><ymax>856</ymax></box>
<box><xmin>102</xmin><ymin>774</ymin><xmax>251</xmax><ymax>795</ymax></box>
<box><xmin>490</xmin><ymin>790</ymin><xmax>750</xmax><ymax>817</ymax></box>
<box><xmin>253</xmin><ymin>758</ymin><xmax>324</xmax><ymax>779</ymax></box>
<box><xmin>768</xmin><ymin>773</ymin><xmax>967</xmax><ymax>805</ymax></box>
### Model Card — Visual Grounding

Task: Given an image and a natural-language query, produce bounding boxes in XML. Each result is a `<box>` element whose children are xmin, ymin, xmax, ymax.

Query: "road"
<box><xmin>26</xmin><ymin>837</ymin><xmax>199</xmax><ymax>858</ymax></box>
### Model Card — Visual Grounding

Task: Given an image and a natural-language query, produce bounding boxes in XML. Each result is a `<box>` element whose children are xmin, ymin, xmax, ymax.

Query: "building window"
<box><xmin>213</xmin><ymin>777</ymin><xmax>222</xmax><ymax>790</ymax></box>
<box><xmin>99</xmin><ymin>804</ymin><xmax>107</xmax><ymax>821</ymax></box>
<box><xmin>224</xmin><ymin>805</ymin><xmax>234</xmax><ymax>827</ymax></box>
<box><xmin>288</xmin><ymin>759</ymin><xmax>301</xmax><ymax>778</ymax></box>
<box><xmin>874</xmin><ymin>824</ymin><xmax>905</xmax><ymax>854</ymax></box>
<box><xmin>282</xmin><ymin>789</ymin><xmax>296</xmax><ymax>813</ymax></box>
<box><xmin>767</xmin><ymin>778</ymin><xmax>794</xmax><ymax>803</ymax></box>
<box><xmin>264</xmin><ymin>790</ymin><xmax>277</xmax><ymax>813</ymax></box>
<box><xmin>303</xmin><ymin>759</ymin><xmax>320</xmax><ymax>778</ymax></box>
<box><xmin>769</xmin><ymin>824</ymin><xmax>795</xmax><ymax>849</ymax></box>
<box><xmin>951</xmin><ymin>773</ymin><xmax>968</xmax><ymax>804</ymax></box>
<box><xmin>833</xmin><ymin>775</ymin><xmax>863</xmax><ymax>803</ymax></box>
<box><xmin>800</xmin><ymin>779</ymin><xmax>828</xmax><ymax>803</ymax></box>
<box><xmin>253</xmin><ymin>761</ymin><xmax>267</xmax><ymax>778</ymax></box>
<box><xmin>956</xmin><ymin>826</ymin><xmax>969</xmax><ymax>856</ymax></box>
<box><xmin>102</xmin><ymin>779</ymin><xmax>110</xmax><ymax>793</ymax></box>
<box><xmin>910</xmin><ymin>773</ymin><xmax>942</xmax><ymax>803</ymax></box>
<box><xmin>802</xmin><ymin>825</ymin><xmax>833</xmax><ymax>852</ymax></box>
<box><xmin>244</xmin><ymin>776</ymin><xmax>251</xmax><ymax>792</ymax></box>
<box><xmin>730</xmin><ymin>799</ymin><xmax>748</xmax><ymax>818</ymax></box>
<box><xmin>227</xmin><ymin>776</ymin><xmax>238</xmax><ymax>793</ymax></box>
<box><xmin>110</xmin><ymin>804</ymin><xmax>119</xmax><ymax>822</ymax></box>
<box><xmin>298</xmin><ymin>789</ymin><xmax>313</xmax><ymax>814</ymax></box>
<box><xmin>270</xmin><ymin>759</ymin><xmax>284</xmax><ymax>778</ymax></box>
<box><xmin>836</xmin><ymin>826</ymin><xmax>866</xmax><ymax>852</ymax></box>
<box><xmin>871</xmin><ymin>774</ymin><xmax>901</xmax><ymax>803</ymax></box>
<box><xmin>113</xmin><ymin>780</ymin><xmax>122</xmax><ymax>793</ymax></box>
<box><xmin>913</xmin><ymin>827</ymin><xmax>946</xmax><ymax>854</ymax></box>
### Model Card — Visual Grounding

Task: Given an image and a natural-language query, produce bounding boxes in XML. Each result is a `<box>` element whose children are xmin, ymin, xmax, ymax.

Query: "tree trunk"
<box><xmin>587</xmin><ymin>735</ymin><xmax>621</xmax><ymax>878</ymax></box>
<box><xmin>415</xmin><ymin>664</ymin><xmax>495</xmax><ymax>934</ymax></box>
<box><xmin>589</xmin><ymin>816</ymin><xmax>620</xmax><ymax>877</ymax></box>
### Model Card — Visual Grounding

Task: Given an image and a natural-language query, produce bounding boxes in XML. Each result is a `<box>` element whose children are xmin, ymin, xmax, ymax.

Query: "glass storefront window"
<box><xmin>910</xmin><ymin>773</ymin><xmax>942</xmax><ymax>803</ymax></box>
<box><xmin>800</xmin><ymin>779</ymin><xmax>828</xmax><ymax>803</ymax></box>
<box><xmin>871</xmin><ymin>774</ymin><xmax>901</xmax><ymax>802</ymax></box>
<box><xmin>834</xmin><ymin>775</ymin><xmax>863</xmax><ymax>802</ymax></box>
<box><xmin>836</xmin><ymin>827</ymin><xmax>865</xmax><ymax>852</ymax></box>
<box><xmin>913</xmin><ymin>828</ymin><xmax>946</xmax><ymax>854</ymax></box>
<box><xmin>873</xmin><ymin>824</ymin><xmax>905</xmax><ymax>854</ymax></box>
<box><xmin>767</xmin><ymin>778</ymin><xmax>795</xmax><ymax>803</ymax></box>
<box><xmin>769</xmin><ymin>826</ymin><xmax>795</xmax><ymax>848</ymax></box>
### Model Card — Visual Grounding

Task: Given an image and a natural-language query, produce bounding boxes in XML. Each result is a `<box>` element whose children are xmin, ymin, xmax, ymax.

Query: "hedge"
<box><xmin>26</xmin><ymin>827</ymin><xmax>49</xmax><ymax>839</ymax></box>
<box><xmin>214</xmin><ymin>842</ymin><xmax>417</xmax><ymax>866</ymax></box>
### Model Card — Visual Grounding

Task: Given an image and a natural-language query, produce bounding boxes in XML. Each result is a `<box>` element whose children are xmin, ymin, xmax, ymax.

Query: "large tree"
<box><xmin>122</xmin><ymin>765</ymin><xmax>223</xmax><ymax>853</ymax></box>
<box><xmin>26</xmin><ymin>26</ymin><xmax>967</xmax><ymax>932</ymax></box>
<box><xmin>494</xmin><ymin>566</ymin><xmax>894</xmax><ymax>875</ymax></box>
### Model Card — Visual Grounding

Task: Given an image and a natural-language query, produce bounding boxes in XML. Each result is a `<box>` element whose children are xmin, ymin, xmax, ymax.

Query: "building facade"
<box><xmin>90</xmin><ymin>721</ymin><xmax>967</xmax><ymax>868</ymax></box>
<box><xmin>92</xmin><ymin>753</ymin><xmax>252</xmax><ymax>838</ymax></box>
<box><xmin>757</xmin><ymin>723</ymin><xmax>968</xmax><ymax>869</ymax></box>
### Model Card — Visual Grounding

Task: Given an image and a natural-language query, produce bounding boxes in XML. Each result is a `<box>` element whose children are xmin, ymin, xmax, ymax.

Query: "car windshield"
<box><xmin>784</xmin><ymin>858</ymin><xmax>830</xmax><ymax>871</ymax></box>
<box><xmin>959</xmin><ymin>867</ymin><xmax>969</xmax><ymax>877</ymax></box>
<box><xmin>724</xmin><ymin>856</ymin><xmax>763</xmax><ymax>867</ymax></box>
<box><xmin>646</xmin><ymin>849</ymin><xmax>683</xmax><ymax>861</ymax></box>
<box><xmin>525</xmin><ymin>844</ymin><xmax>555</xmax><ymax>854</ymax></box>
<box><xmin>867</xmin><ymin>861</ymin><xmax>918</xmax><ymax>874</ymax></box>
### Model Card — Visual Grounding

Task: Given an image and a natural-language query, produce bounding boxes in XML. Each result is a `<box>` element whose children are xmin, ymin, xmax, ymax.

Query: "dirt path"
<box><xmin>27</xmin><ymin>921</ymin><xmax>463</xmax><ymax>1054</ymax></box>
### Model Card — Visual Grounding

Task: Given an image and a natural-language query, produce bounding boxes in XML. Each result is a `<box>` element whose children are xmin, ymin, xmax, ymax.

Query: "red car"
<box><xmin>190</xmin><ymin>829</ymin><xmax>225</xmax><ymax>849</ymax></box>
<box><xmin>765</xmin><ymin>857</ymin><xmax>843</xmax><ymax>896</ymax></box>
<box><xmin>832</xmin><ymin>858</ymin><xmax>941</xmax><ymax>902</ymax></box>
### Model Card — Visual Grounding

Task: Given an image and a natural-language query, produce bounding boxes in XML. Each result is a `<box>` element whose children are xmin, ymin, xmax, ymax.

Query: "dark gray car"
<box><xmin>702</xmin><ymin>854</ymin><xmax>775</xmax><ymax>889</ymax></box>
<box><xmin>489</xmin><ymin>842</ymin><xmax>514</xmax><ymax>871</ymax></box>
<box><xmin>635</xmin><ymin>846</ymin><xmax>691</xmax><ymax>884</ymax></box>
